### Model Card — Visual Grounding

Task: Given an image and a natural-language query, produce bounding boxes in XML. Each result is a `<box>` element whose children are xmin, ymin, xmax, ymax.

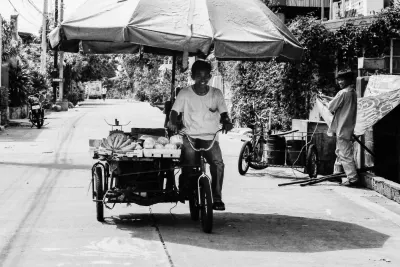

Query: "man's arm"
<box><xmin>169</xmin><ymin>110</ymin><xmax>179</xmax><ymax>132</ymax></box>
<box><xmin>168</xmin><ymin>91</ymin><xmax>184</xmax><ymax>132</ymax></box>
<box><xmin>328</xmin><ymin>91</ymin><xmax>344</xmax><ymax>113</ymax></box>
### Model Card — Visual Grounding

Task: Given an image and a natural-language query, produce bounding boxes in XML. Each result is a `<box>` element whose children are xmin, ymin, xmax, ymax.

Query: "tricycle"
<box><xmin>237</xmin><ymin>107</ymin><xmax>319</xmax><ymax>178</ymax></box>
<box><xmin>89</xmin><ymin>120</ymin><xmax>220</xmax><ymax>233</ymax></box>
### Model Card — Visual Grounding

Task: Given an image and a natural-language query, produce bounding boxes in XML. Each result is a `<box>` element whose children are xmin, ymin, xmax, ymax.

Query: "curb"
<box><xmin>361</xmin><ymin>173</ymin><xmax>400</xmax><ymax>204</ymax></box>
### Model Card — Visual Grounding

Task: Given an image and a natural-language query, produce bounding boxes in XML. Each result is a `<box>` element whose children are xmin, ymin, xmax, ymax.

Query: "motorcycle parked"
<box><xmin>27</xmin><ymin>95</ymin><xmax>45</xmax><ymax>129</ymax></box>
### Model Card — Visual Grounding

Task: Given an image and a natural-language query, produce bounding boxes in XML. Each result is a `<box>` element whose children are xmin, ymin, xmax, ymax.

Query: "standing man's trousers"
<box><xmin>334</xmin><ymin>137</ymin><xmax>359</xmax><ymax>182</ymax></box>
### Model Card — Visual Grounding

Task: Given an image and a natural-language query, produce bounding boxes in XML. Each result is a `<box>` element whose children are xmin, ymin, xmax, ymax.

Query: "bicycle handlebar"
<box><xmin>178</xmin><ymin>129</ymin><xmax>223</xmax><ymax>152</ymax></box>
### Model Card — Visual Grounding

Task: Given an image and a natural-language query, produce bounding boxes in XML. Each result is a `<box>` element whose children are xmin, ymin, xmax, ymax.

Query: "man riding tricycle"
<box><xmin>91</xmin><ymin>60</ymin><xmax>233</xmax><ymax>233</ymax></box>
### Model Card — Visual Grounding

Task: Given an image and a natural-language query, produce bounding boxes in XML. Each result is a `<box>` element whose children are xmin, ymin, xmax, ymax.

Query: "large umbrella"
<box><xmin>49</xmin><ymin>0</ymin><xmax>303</xmax><ymax>61</ymax></box>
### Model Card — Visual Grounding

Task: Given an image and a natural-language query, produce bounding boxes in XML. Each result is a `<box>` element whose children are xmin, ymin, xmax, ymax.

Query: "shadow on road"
<box><xmin>108</xmin><ymin>212</ymin><xmax>389</xmax><ymax>253</ymax></box>
<box><xmin>78</xmin><ymin>101</ymin><xmax>132</xmax><ymax>107</ymax></box>
<box><xmin>0</xmin><ymin>161</ymin><xmax>91</xmax><ymax>170</ymax></box>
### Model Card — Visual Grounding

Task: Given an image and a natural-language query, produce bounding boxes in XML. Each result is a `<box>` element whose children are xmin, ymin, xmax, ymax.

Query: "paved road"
<box><xmin>0</xmin><ymin>99</ymin><xmax>400</xmax><ymax>267</ymax></box>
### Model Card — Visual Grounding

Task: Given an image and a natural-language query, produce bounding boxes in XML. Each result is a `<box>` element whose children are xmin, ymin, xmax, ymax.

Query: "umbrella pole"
<box><xmin>171</xmin><ymin>54</ymin><xmax>177</xmax><ymax>104</ymax></box>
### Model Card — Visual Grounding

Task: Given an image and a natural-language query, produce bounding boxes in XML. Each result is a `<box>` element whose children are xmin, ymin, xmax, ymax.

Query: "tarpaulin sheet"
<box><xmin>48</xmin><ymin>0</ymin><xmax>303</xmax><ymax>61</ymax></box>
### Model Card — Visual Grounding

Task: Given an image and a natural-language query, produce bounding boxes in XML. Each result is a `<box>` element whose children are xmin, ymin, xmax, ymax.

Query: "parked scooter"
<box><xmin>27</xmin><ymin>94</ymin><xmax>45</xmax><ymax>129</ymax></box>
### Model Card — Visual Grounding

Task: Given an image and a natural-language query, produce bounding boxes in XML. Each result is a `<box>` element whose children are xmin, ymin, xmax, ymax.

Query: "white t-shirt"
<box><xmin>172</xmin><ymin>86</ymin><xmax>228</xmax><ymax>140</ymax></box>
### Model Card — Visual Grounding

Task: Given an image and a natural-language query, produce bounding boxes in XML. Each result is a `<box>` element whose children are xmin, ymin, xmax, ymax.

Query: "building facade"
<box><xmin>331</xmin><ymin>0</ymin><xmax>391</xmax><ymax>20</ymax></box>
<box><xmin>269</xmin><ymin>0</ymin><xmax>331</xmax><ymax>22</ymax></box>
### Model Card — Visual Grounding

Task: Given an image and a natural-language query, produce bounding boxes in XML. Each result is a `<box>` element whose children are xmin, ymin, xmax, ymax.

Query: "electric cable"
<box><xmin>21</xmin><ymin>0</ymin><xmax>43</xmax><ymax>26</ymax></box>
<box><xmin>7</xmin><ymin>0</ymin><xmax>40</xmax><ymax>27</ymax></box>
<box><xmin>26</xmin><ymin>0</ymin><xmax>44</xmax><ymax>15</ymax></box>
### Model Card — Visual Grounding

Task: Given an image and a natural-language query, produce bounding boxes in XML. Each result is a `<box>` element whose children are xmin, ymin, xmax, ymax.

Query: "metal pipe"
<box><xmin>390</xmin><ymin>38</ymin><xmax>394</xmax><ymax>74</ymax></box>
<box><xmin>171</xmin><ymin>54</ymin><xmax>177</xmax><ymax>103</ymax></box>
<box><xmin>40</xmin><ymin>0</ymin><xmax>48</xmax><ymax>74</ymax></box>
<box><xmin>58</xmin><ymin>0</ymin><xmax>64</xmax><ymax>102</ymax></box>
<box><xmin>53</xmin><ymin>0</ymin><xmax>58</xmax><ymax>102</ymax></box>
<box><xmin>0</xmin><ymin>14</ymin><xmax>2</xmax><ymax>88</ymax></box>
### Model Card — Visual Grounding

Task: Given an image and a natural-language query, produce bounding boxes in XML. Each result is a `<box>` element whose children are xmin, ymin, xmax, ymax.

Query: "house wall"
<box><xmin>356</xmin><ymin>76</ymin><xmax>400</xmax><ymax>183</ymax></box>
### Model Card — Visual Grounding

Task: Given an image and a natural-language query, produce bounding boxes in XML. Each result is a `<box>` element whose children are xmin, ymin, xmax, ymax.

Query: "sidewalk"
<box><xmin>4</xmin><ymin>107</ymin><xmax>73</xmax><ymax>128</ymax></box>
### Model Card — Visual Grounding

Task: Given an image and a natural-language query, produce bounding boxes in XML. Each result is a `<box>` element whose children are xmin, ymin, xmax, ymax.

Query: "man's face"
<box><xmin>192</xmin><ymin>70</ymin><xmax>211</xmax><ymax>86</ymax></box>
<box><xmin>337</xmin><ymin>78</ymin><xmax>349</xmax><ymax>89</ymax></box>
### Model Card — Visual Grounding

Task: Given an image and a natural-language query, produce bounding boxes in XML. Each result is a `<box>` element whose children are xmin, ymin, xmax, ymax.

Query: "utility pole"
<box><xmin>53</xmin><ymin>0</ymin><xmax>58</xmax><ymax>102</ymax></box>
<box><xmin>58</xmin><ymin>0</ymin><xmax>66</xmax><ymax>110</ymax></box>
<box><xmin>40</xmin><ymin>0</ymin><xmax>48</xmax><ymax>74</ymax></box>
<box><xmin>0</xmin><ymin>14</ymin><xmax>2</xmax><ymax>88</ymax></box>
<box><xmin>321</xmin><ymin>0</ymin><xmax>325</xmax><ymax>23</ymax></box>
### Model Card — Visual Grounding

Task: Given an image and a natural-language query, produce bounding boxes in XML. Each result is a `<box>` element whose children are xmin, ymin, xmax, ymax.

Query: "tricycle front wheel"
<box><xmin>189</xmin><ymin>190</ymin><xmax>199</xmax><ymax>221</ymax></box>
<box><xmin>94</xmin><ymin>166</ymin><xmax>104</xmax><ymax>222</ymax></box>
<box><xmin>199</xmin><ymin>176</ymin><xmax>213</xmax><ymax>233</ymax></box>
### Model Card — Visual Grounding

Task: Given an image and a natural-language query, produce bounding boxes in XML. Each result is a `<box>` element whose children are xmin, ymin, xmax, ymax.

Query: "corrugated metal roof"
<box><xmin>270</xmin><ymin>0</ymin><xmax>330</xmax><ymax>7</ymax></box>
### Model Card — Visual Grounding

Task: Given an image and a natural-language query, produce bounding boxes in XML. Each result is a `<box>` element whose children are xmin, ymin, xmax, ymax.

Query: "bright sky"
<box><xmin>1</xmin><ymin>0</ymin><xmax>86</xmax><ymax>35</ymax></box>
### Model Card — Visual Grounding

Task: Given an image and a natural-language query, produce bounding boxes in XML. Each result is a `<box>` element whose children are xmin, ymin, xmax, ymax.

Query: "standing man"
<box><xmin>327</xmin><ymin>70</ymin><xmax>358</xmax><ymax>186</ymax></box>
<box><xmin>102</xmin><ymin>86</ymin><xmax>107</xmax><ymax>101</ymax></box>
<box><xmin>169</xmin><ymin>60</ymin><xmax>233</xmax><ymax>211</ymax></box>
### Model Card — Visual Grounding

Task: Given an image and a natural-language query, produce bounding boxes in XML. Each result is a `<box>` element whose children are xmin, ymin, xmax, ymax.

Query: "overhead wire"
<box><xmin>6</xmin><ymin>0</ymin><xmax>40</xmax><ymax>27</ymax></box>
<box><xmin>21</xmin><ymin>0</ymin><xmax>43</xmax><ymax>25</ymax></box>
<box><xmin>26</xmin><ymin>0</ymin><xmax>44</xmax><ymax>15</ymax></box>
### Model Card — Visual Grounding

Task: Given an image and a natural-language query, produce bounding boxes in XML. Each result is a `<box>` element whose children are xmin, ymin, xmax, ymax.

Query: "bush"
<box><xmin>135</xmin><ymin>88</ymin><xmax>149</xmax><ymax>102</ymax></box>
<box><xmin>67</xmin><ymin>86</ymin><xmax>85</xmax><ymax>105</ymax></box>
<box><xmin>8</xmin><ymin>65</ymin><xmax>32</xmax><ymax>107</ymax></box>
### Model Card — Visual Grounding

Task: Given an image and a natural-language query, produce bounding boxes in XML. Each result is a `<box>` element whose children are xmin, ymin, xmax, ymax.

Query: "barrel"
<box><xmin>265</xmin><ymin>135</ymin><xmax>286</xmax><ymax>165</ymax></box>
<box><xmin>286</xmin><ymin>139</ymin><xmax>306</xmax><ymax>166</ymax></box>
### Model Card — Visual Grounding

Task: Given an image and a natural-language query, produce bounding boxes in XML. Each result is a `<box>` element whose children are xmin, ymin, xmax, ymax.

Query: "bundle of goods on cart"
<box><xmin>90</xmin><ymin>129</ymin><xmax>183</xmax><ymax>159</ymax></box>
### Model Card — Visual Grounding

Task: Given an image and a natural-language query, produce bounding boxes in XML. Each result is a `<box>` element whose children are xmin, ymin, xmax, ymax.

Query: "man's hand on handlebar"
<box><xmin>220</xmin><ymin>112</ymin><xmax>233</xmax><ymax>134</ymax></box>
<box><xmin>168</xmin><ymin>121</ymin><xmax>178</xmax><ymax>133</ymax></box>
<box><xmin>222</xmin><ymin>122</ymin><xmax>233</xmax><ymax>134</ymax></box>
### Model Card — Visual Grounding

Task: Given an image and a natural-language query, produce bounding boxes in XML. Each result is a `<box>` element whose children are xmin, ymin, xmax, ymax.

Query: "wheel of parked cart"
<box><xmin>306</xmin><ymin>144</ymin><xmax>318</xmax><ymax>178</ymax></box>
<box><xmin>94</xmin><ymin>166</ymin><xmax>104</xmax><ymax>221</ymax></box>
<box><xmin>238</xmin><ymin>141</ymin><xmax>251</xmax><ymax>175</ymax></box>
<box><xmin>199</xmin><ymin>176</ymin><xmax>213</xmax><ymax>233</ymax></box>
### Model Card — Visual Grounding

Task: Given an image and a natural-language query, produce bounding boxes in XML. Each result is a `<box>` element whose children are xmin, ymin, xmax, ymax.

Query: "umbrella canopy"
<box><xmin>49</xmin><ymin>0</ymin><xmax>303</xmax><ymax>61</ymax></box>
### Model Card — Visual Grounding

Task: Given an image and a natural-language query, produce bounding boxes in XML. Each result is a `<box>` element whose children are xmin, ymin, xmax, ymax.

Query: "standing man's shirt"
<box><xmin>172</xmin><ymin>86</ymin><xmax>228</xmax><ymax>140</ymax></box>
<box><xmin>328</xmin><ymin>86</ymin><xmax>357</xmax><ymax>140</ymax></box>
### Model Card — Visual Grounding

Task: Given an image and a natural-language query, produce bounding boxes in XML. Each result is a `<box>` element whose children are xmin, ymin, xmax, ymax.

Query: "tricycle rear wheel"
<box><xmin>199</xmin><ymin>176</ymin><xmax>213</xmax><ymax>233</ymax></box>
<box><xmin>94</xmin><ymin>166</ymin><xmax>104</xmax><ymax>222</ymax></box>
